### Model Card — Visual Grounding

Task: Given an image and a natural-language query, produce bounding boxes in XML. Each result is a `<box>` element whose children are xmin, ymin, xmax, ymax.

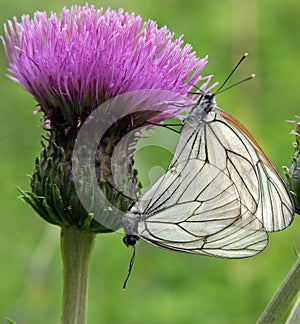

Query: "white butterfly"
<box><xmin>122</xmin><ymin>90</ymin><xmax>294</xmax><ymax>259</ymax></box>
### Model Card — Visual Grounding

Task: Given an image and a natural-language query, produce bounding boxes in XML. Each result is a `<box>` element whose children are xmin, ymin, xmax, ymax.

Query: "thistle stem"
<box><xmin>257</xmin><ymin>257</ymin><xmax>300</xmax><ymax>324</ymax></box>
<box><xmin>60</xmin><ymin>226</ymin><xmax>96</xmax><ymax>324</ymax></box>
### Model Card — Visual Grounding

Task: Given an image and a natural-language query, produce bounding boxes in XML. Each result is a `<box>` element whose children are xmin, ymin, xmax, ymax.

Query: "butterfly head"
<box><xmin>123</xmin><ymin>234</ymin><xmax>139</xmax><ymax>247</ymax></box>
<box><xmin>198</xmin><ymin>92</ymin><xmax>216</xmax><ymax>113</ymax></box>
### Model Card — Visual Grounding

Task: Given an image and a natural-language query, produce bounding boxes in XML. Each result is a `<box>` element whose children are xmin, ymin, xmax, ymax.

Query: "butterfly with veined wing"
<box><xmin>122</xmin><ymin>54</ymin><xmax>295</xmax><ymax>284</ymax></box>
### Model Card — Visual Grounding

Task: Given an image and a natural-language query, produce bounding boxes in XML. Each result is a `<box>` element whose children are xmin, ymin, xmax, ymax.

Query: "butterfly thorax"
<box><xmin>122</xmin><ymin>207</ymin><xmax>141</xmax><ymax>247</ymax></box>
<box><xmin>200</xmin><ymin>92</ymin><xmax>216</xmax><ymax>113</ymax></box>
<box><xmin>186</xmin><ymin>92</ymin><xmax>217</xmax><ymax>125</ymax></box>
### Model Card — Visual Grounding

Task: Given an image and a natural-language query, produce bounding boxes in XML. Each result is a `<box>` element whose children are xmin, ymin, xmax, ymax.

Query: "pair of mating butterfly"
<box><xmin>121</xmin><ymin>54</ymin><xmax>295</xmax><ymax>284</ymax></box>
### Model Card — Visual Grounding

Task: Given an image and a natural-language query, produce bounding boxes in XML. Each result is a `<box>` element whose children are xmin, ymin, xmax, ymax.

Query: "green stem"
<box><xmin>257</xmin><ymin>257</ymin><xmax>300</xmax><ymax>324</ymax></box>
<box><xmin>286</xmin><ymin>295</ymin><xmax>300</xmax><ymax>323</ymax></box>
<box><xmin>60</xmin><ymin>226</ymin><xmax>96</xmax><ymax>324</ymax></box>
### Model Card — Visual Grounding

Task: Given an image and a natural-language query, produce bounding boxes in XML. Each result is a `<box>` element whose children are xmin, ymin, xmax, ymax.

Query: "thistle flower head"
<box><xmin>2</xmin><ymin>5</ymin><xmax>209</xmax><ymax>129</ymax></box>
<box><xmin>2</xmin><ymin>5</ymin><xmax>212</xmax><ymax>232</ymax></box>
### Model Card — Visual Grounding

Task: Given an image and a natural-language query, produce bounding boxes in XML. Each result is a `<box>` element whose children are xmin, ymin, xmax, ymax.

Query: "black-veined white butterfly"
<box><xmin>122</xmin><ymin>54</ymin><xmax>295</xmax><ymax>286</ymax></box>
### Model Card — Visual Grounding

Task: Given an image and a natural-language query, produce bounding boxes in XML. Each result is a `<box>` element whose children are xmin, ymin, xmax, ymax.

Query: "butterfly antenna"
<box><xmin>122</xmin><ymin>245</ymin><xmax>136</xmax><ymax>290</ymax></box>
<box><xmin>216</xmin><ymin>74</ymin><xmax>255</xmax><ymax>95</ymax></box>
<box><xmin>214</xmin><ymin>53</ymin><xmax>249</xmax><ymax>95</ymax></box>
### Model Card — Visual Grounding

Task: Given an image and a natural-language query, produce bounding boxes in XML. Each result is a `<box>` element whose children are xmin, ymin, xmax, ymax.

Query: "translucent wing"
<box><xmin>219</xmin><ymin>110</ymin><xmax>294</xmax><ymax>231</ymax></box>
<box><xmin>170</xmin><ymin>104</ymin><xmax>294</xmax><ymax>232</ymax></box>
<box><xmin>122</xmin><ymin>94</ymin><xmax>293</xmax><ymax>259</ymax></box>
<box><xmin>132</xmin><ymin>159</ymin><xmax>268</xmax><ymax>258</ymax></box>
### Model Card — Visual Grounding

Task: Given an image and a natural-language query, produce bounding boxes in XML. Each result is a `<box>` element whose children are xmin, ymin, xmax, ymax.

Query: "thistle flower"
<box><xmin>2</xmin><ymin>5</ymin><xmax>208</xmax><ymax>129</ymax></box>
<box><xmin>2</xmin><ymin>4</ymin><xmax>210</xmax><ymax>232</ymax></box>
<box><xmin>2</xmin><ymin>5</ymin><xmax>213</xmax><ymax>320</ymax></box>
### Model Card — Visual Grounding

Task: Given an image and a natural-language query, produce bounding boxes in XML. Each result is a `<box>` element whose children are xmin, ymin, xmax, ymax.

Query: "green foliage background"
<box><xmin>0</xmin><ymin>0</ymin><xmax>299</xmax><ymax>323</ymax></box>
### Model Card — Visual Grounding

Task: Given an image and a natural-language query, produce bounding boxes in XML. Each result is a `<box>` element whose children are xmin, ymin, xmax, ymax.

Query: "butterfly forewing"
<box><xmin>219</xmin><ymin>109</ymin><xmax>294</xmax><ymax>231</ymax></box>
<box><xmin>169</xmin><ymin>103</ymin><xmax>294</xmax><ymax>233</ymax></box>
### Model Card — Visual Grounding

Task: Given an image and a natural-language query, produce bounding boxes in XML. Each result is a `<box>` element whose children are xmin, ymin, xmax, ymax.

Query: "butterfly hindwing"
<box><xmin>135</xmin><ymin>159</ymin><xmax>268</xmax><ymax>258</ymax></box>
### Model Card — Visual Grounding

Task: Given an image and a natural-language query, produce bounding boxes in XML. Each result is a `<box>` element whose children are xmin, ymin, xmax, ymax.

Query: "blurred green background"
<box><xmin>0</xmin><ymin>0</ymin><xmax>299</xmax><ymax>323</ymax></box>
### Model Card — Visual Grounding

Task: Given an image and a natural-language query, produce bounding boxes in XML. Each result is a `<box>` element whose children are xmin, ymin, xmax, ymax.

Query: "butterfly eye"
<box><xmin>123</xmin><ymin>235</ymin><xmax>139</xmax><ymax>247</ymax></box>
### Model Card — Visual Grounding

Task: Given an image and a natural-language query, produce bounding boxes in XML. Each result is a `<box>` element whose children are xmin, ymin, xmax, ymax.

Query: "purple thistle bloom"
<box><xmin>2</xmin><ymin>5</ymin><xmax>212</xmax><ymax>232</ymax></box>
<box><xmin>2</xmin><ymin>5</ymin><xmax>210</xmax><ymax>128</ymax></box>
